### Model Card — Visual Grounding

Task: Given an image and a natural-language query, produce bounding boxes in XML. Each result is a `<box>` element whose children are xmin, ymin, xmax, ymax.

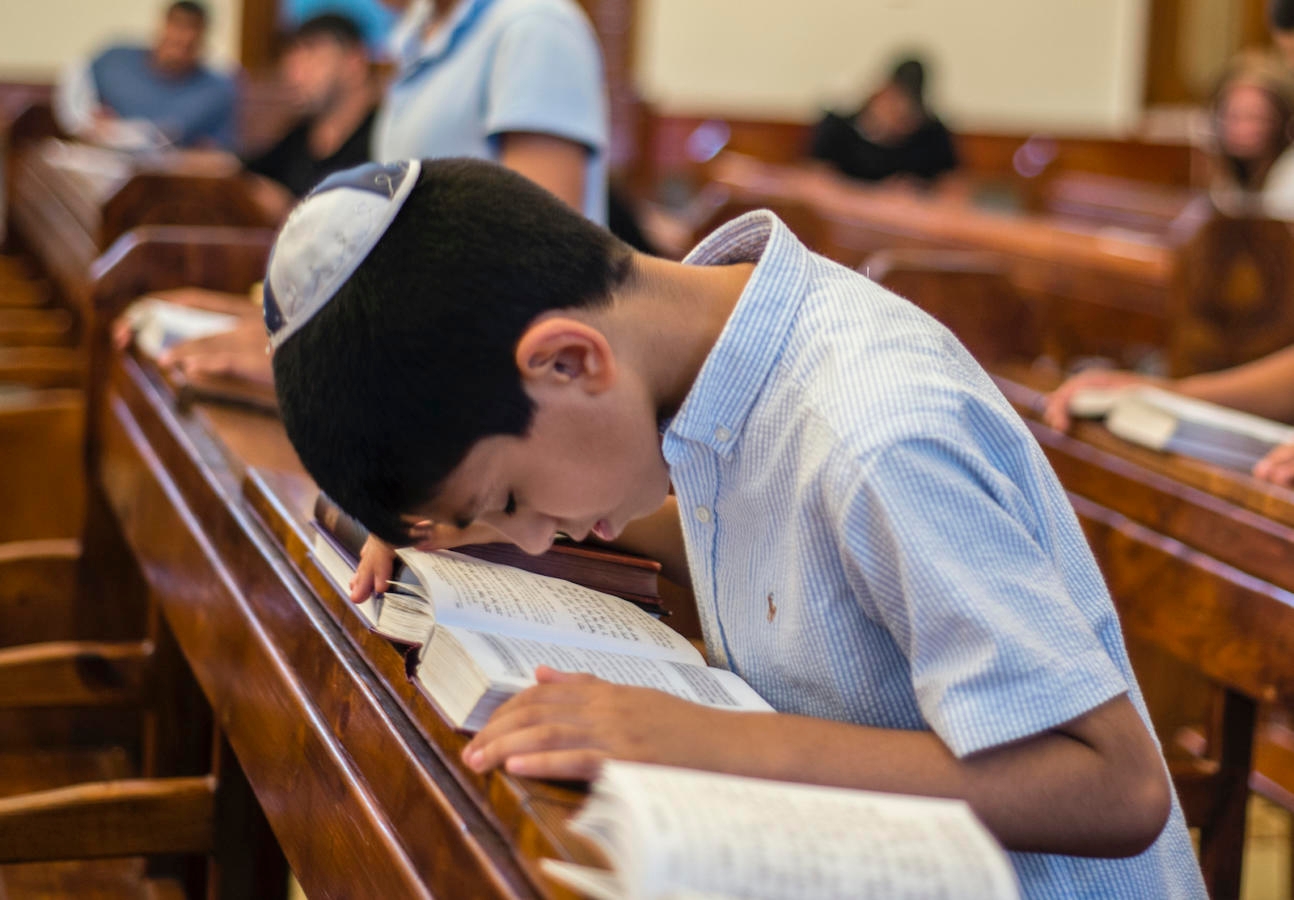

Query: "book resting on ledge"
<box><xmin>542</xmin><ymin>760</ymin><xmax>1020</xmax><ymax>900</ymax></box>
<box><xmin>1068</xmin><ymin>385</ymin><xmax>1294</xmax><ymax>472</ymax></box>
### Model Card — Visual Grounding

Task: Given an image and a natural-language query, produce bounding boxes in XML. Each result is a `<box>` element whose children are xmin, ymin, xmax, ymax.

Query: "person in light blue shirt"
<box><xmin>372</xmin><ymin>0</ymin><xmax>608</xmax><ymax>223</ymax></box>
<box><xmin>263</xmin><ymin>158</ymin><xmax>1207</xmax><ymax>899</ymax></box>
<box><xmin>55</xmin><ymin>1</ymin><xmax>237</xmax><ymax>150</ymax></box>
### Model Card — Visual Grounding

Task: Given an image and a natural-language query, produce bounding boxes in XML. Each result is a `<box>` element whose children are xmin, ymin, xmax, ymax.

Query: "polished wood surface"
<box><xmin>8</xmin><ymin>139</ymin><xmax>273</xmax><ymax>319</ymax></box>
<box><xmin>636</xmin><ymin>112</ymin><xmax>1197</xmax><ymax>195</ymax></box>
<box><xmin>703</xmin><ymin>153</ymin><xmax>1294</xmax><ymax>376</ymax></box>
<box><xmin>0</xmin><ymin>776</ymin><xmax>216</xmax><ymax>863</ymax></box>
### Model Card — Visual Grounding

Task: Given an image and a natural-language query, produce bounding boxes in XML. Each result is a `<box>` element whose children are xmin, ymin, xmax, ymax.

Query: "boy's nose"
<box><xmin>498</xmin><ymin>517</ymin><xmax>556</xmax><ymax>556</ymax></box>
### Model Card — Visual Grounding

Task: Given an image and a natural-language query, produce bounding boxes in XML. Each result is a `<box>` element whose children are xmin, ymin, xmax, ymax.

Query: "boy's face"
<box><xmin>412</xmin><ymin>316</ymin><xmax>671</xmax><ymax>554</ymax></box>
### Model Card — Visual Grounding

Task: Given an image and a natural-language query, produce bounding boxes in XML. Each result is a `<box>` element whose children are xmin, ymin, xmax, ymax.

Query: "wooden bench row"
<box><xmin>693</xmin><ymin>153</ymin><xmax>1294</xmax><ymax>378</ymax></box>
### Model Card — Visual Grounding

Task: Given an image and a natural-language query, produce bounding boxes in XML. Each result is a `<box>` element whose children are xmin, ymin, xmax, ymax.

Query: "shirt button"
<box><xmin>694</xmin><ymin>506</ymin><xmax>712</xmax><ymax>524</ymax></box>
<box><xmin>714</xmin><ymin>425</ymin><xmax>731</xmax><ymax>442</ymax></box>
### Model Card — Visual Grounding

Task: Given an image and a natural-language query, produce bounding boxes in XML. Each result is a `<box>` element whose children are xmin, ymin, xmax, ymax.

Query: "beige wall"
<box><xmin>636</xmin><ymin>0</ymin><xmax>1151</xmax><ymax>133</ymax></box>
<box><xmin>0</xmin><ymin>0</ymin><xmax>242</xmax><ymax>81</ymax></box>
<box><xmin>1</xmin><ymin>0</ymin><xmax>1153</xmax><ymax>133</ymax></box>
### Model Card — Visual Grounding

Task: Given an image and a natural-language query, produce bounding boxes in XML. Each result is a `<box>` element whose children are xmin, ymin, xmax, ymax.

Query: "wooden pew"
<box><xmin>0</xmin><ymin>224</ymin><xmax>650</xmax><ymax>897</ymax></box>
<box><xmin>9</xmin><ymin>139</ymin><xmax>276</xmax><ymax>323</ymax></box>
<box><xmin>0</xmin><ymin>227</ymin><xmax>287</xmax><ymax>897</ymax></box>
<box><xmin>698</xmin><ymin>154</ymin><xmax>1294</xmax><ymax>377</ymax></box>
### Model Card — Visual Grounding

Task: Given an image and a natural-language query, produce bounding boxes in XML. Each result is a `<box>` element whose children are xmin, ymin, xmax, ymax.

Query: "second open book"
<box><xmin>542</xmin><ymin>761</ymin><xmax>1021</xmax><ymax>900</ymax></box>
<box><xmin>311</xmin><ymin>535</ymin><xmax>771</xmax><ymax>730</ymax></box>
<box><xmin>1069</xmin><ymin>385</ymin><xmax>1294</xmax><ymax>471</ymax></box>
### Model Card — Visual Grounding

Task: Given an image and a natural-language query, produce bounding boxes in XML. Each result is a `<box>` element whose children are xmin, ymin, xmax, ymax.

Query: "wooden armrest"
<box><xmin>0</xmin><ymin>640</ymin><xmax>152</xmax><ymax>708</ymax></box>
<box><xmin>0</xmin><ymin>347</ymin><xmax>84</xmax><ymax>388</ymax></box>
<box><xmin>0</xmin><ymin>539</ymin><xmax>80</xmax><ymax>604</ymax></box>
<box><xmin>0</xmin><ymin>775</ymin><xmax>214</xmax><ymax>862</ymax></box>
<box><xmin>0</xmin><ymin>307</ymin><xmax>76</xmax><ymax>346</ymax></box>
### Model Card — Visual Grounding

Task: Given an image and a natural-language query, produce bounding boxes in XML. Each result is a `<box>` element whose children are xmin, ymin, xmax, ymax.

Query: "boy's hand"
<box><xmin>350</xmin><ymin>535</ymin><xmax>397</xmax><ymax>603</ymax></box>
<box><xmin>461</xmin><ymin>667</ymin><xmax>732</xmax><ymax>781</ymax></box>
<box><xmin>1254</xmin><ymin>441</ymin><xmax>1294</xmax><ymax>486</ymax></box>
<box><xmin>1042</xmin><ymin>369</ymin><xmax>1159</xmax><ymax>431</ymax></box>
<box><xmin>349</xmin><ymin>520</ymin><xmax>515</xmax><ymax>603</ymax></box>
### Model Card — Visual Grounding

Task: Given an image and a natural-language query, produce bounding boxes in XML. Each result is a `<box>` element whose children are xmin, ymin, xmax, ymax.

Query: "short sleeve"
<box><xmin>839</xmin><ymin>433</ymin><xmax>1129</xmax><ymax>757</ymax></box>
<box><xmin>484</xmin><ymin>9</ymin><xmax>607</xmax><ymax>153</ymax></box>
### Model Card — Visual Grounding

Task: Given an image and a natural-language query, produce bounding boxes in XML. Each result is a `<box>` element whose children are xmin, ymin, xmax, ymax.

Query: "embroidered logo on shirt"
<box><xmin>767</xmin><ymin>593</ymin><xmax>777</xmax><ymax>623</ymax></box>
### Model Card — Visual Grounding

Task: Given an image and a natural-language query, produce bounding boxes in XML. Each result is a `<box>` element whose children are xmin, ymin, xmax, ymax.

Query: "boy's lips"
<box><xmin>592</xmin><ymin>518</ymin><xmax>617</xmax><ymax>542</ymax></box>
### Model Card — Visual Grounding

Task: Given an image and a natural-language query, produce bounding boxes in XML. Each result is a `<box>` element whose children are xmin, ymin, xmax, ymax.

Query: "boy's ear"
<box><xmin>514</xmin><ymin>316</ymin><xmax>616</xmax><ymax>394</ymax></box>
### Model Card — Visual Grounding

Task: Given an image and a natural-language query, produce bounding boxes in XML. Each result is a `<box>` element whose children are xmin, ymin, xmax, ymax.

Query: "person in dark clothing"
<box><xmin>808</xmin><ymin>56</ymin><xmax>957</xmax><ymax>184</ymax></box>
<box><xmin>244</xmin><ymin>14</ymin><xmax>377</xmax><ymax>201</ymax></box>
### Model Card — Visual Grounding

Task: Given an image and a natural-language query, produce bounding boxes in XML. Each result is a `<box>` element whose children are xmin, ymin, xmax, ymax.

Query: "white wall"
<box><xmin>637</xmin><ymin>0</ymin><xmax>1151</xmax><ymax>133</ymax></box>
<box><xmin>0</xmin><ymin>0</ymin><xmax>242</xmax><ymax>81</ymax></box>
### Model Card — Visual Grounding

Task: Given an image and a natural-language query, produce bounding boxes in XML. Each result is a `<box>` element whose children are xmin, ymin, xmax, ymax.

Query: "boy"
<box><xmin>265</xmin><ymin>158</ymin><xmax>1205</xmax><ymax>897</ymax></box>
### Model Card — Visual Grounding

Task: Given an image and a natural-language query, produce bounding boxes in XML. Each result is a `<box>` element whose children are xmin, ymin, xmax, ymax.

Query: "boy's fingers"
<box><xmin>534</xmin><ymin>666</ymin><xmax>597</xmax><ymax>685</ymax></box>
<box><xmin>1041</xmin><ymin>393</ymin><xmax>1071</xmax><ymax>431</ymax></box>
<box><xmin>504</xmin><ymin>749</ymin><xmax>605</xmax><ymax>782</ymax></box>
<box><xmin>463</xmin><ymin>723</ymin><xmax>598</xmax><ymax>774</ymax></box>
<box><xmin>471</xmin><ymin>684</ymin><xmax>594</xmax><ymax>741</ymax></box>
<box><xmin>1255</xmin><ymin>443</ymin><xmax>1294</xmax><ymax>485</ymax></box>
<box><xmin>348</xmin><ymin>571</ymin><xmax>373</xmax><ymax>604</ymax></box>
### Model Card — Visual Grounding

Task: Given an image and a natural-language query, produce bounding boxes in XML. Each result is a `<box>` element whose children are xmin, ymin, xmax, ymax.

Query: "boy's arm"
<box><xmin>463</xmin><ymin>671</ymin><xmax>1171</xmax><ymax>859</ymax></box>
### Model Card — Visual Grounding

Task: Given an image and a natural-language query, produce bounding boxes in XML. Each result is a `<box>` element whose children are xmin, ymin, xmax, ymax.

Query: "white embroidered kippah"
<box><xmin>264</xmin><ymin>159</ymin><xmax>422</xmax><ymax>351</ymax></box>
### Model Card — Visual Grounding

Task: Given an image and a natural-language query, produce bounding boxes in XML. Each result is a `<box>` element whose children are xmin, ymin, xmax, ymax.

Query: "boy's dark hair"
<box><xmin>167</xmin><ymin>1</ymin><xmax>209</xmax><ymax>25</ymax></box>
<box><xmin>292</xmin><ymin>12</ymin><xmax>365</xmax><ymax>49</ymax></box>
<box><xmin>273</xmin><ymin>158</ymin><xmax>634</xmax><ymax>545</ymax></box>
<box><xmin>1272</xmin><ymin>0</ymin><xmax>1294</xmax><ymax>31</ymax></box>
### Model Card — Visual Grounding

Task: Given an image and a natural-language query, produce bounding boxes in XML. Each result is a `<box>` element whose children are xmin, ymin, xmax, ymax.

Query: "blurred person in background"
<box><xmin>1208</xmin><ymin>52</ymin><xmax>1294</xmax><ymax>218</ymax></box>
<box><xmin>282</xmin><ymin>0</ymin><xmax>397</xmax><ymax>55</ymax></box>
<box><xmin>373</xmin><ymin>0</ymin><xmax>608</xmax><ymax>223</ymax></box>
<box><xmin>54</xmin><ymin>0</ymin><xmax>237</xmax><ymax>150</ymax></box>
<box><xmin>243</xmin><ymin>13</ymin><xmax>377</xmax><ymax>207</ymax></box>
<box><xmin>808</xmin><ymin>56</ymin><xmax>958</xmax><ymax>185</ymax></box>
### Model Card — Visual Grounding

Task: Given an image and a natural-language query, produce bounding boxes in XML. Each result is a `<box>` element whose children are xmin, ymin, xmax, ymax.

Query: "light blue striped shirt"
<box><xmin>663</xmin><ymin>211</ymin><xmax>1205</xmax><ymax>899</ymax></box>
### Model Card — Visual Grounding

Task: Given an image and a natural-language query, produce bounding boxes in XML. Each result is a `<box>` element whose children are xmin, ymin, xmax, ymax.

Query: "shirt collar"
<box><xmin>664</xmin><ymin>211</ymin><xmax>811</xmax><ymax>460</ymax></box>
<box><xmin>391</xmin><ymin>0</ymin><xmax>500</xmax><ymax>84</ymax></box>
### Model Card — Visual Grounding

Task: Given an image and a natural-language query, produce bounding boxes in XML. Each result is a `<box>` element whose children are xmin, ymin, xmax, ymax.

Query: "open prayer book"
<box><xmin>1069</xmin><ymin>386</ymin><xmax>1294</xmax><ymax>472</ymax></box>
<box><xmin>541</xmin><ymin>761</ymin><xmax>1020</xmax><ymax>900</ymax></box>
<box><xmin>309</xmin><ymin>534</ymin><xmax>770</xmax><ymax>731</ymax></box>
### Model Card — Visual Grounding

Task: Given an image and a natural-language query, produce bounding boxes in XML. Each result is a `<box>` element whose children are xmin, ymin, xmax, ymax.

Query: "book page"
<box><xmin>1067</xmin><ymin>387</ymin><xmax>1127</xmax><ymax>419</ymax></box>
<box><xmin>126</xmin><ymin>299</ymin><xmax>240</xmax><ymax>358</ymax></box>
<box><xmin>311</xmin><ymin>531</ymin><xmax>356</xmax><ymax>597</ymax></box>
<box><xmin>440</xmin><ymin>628</ymin><xmax>771</xmax><ymax>713</ymax></box>
<box><xmin>576</xmin><ymin>762</ymin><xmax>1019</xmax><ymax>900</ymax></box>
<box><xmin>309</xmin><ymin>533</ymin><xmax>431</xmax><ymax>643</ymax></box>
<box><xmin>1108</xmin><ymin>389</ymin><xmax>1293</xmax><ymax>471</ymax></box>
<box><xmin>398</xmin><ymin>549</ymin><xmax>697</xmax><ymax>663</ymax></box>
<box><xmin>1136</xmin><ymin>387</ymin><xmax>1294</xmax><ymax>445</ymax></box>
